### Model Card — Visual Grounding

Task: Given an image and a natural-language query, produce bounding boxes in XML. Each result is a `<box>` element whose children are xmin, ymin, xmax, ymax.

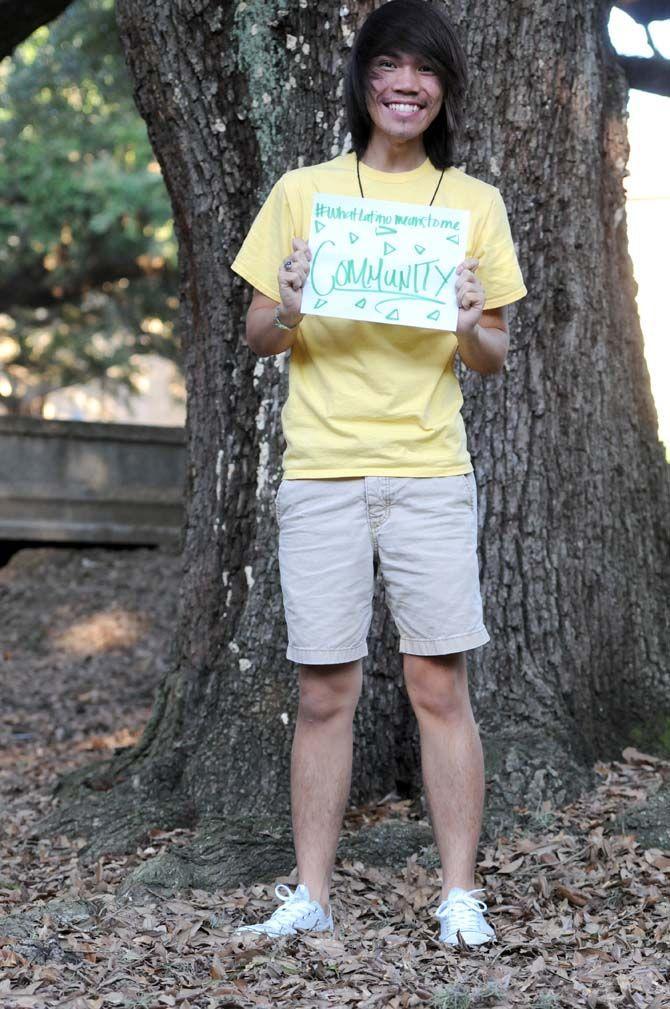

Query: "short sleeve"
<box><xmin>473</xmin><ymin>188</ymin><xmax>527</xmax><ymax>310</ymax></box>
<box><xmin>230</xmin><ymin>176</ymin><xmax>298</xmax><ymax>302</ymax></box>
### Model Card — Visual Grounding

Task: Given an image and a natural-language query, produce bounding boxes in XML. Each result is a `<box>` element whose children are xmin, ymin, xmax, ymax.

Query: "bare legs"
<box><xmin>291</xmin><ymin>659</ymin><xmax>363</xmax><ymax>914</ymax></box>
<box><xmin>290</xmin><ymin>651</ymin><xmax>484</xmax><ymax>911</ymax></box>
<box><xmin>403</xmin><ymin>650</ymin><xmax>485</xmax><ymax>899</ymax></box>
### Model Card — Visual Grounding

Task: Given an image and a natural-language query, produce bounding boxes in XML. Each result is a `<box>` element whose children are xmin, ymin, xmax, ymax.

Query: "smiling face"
<box><xmin>365</xmin><ymin>51</ymin><xmax>445</xmax><ymax>146</ymax></box>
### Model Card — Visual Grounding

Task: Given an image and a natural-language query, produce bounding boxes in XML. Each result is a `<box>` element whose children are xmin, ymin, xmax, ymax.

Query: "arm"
<box><xmin>246</xmin><ymin>290</ymin><xmax>302</xmax><ymax>357</ymax></box>
<box><xmin>455</xmin><ymin>305</ymin><xmax>509</xmax><ymax>375</ymax></box>
<box><xmin>244</xmin><ymin>237</ymin><xmax>311</xmax><ymax>358</ymax></box>
<box><xmin>454</xmin><ymin>256</ymin><xmax>510</xmax><ymax>375</ymax></box>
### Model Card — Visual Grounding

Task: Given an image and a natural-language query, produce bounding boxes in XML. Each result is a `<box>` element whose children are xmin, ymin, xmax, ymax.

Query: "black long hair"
<box><xmin>344</xmin><ymin>0</ymin><xmax>468</xmax><ymax>170</ymax></box>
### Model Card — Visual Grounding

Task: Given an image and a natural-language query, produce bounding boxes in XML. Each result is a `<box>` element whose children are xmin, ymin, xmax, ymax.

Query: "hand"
<box><xmin>455</xmin><ymin>257</ymin><xmax>485</xmax><ymax>335</ymax></box>
<box><xmin>277</xmin><ymin>237</ymin><xmax>312</xmax><ymax>322</ymax></box>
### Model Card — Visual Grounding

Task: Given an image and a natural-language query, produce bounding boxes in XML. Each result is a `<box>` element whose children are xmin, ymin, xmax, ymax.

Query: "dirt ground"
<box><xmin>1</xmin><ymin>544</ymin><xmax>669</xmax><ymax>1009</ymax></box>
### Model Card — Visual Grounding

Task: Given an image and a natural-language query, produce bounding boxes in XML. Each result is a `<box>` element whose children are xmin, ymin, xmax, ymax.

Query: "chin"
<box><xmin>375</xmin><ymin>110</ymin><xmax>438</xmax><ymax>142</ymax></box>
<box><xmin>374</xmin><ymin>119</ymin><xmax>424</xmax><ymax>141</ymax></box>
<box><xmin>387</xmin><ymin>127</ymin><xmax>425</xmax><ymax>143</ymax></box>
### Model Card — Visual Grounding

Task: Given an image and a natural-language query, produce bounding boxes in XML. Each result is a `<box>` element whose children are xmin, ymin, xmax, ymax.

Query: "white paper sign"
<box><xmin>300</xmin><ymin>193</ymin><xmax>470</xmax><ymax>330</ymax></box>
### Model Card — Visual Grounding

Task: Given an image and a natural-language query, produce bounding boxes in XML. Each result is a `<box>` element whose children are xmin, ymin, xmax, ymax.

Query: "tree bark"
<box><xmin>42</xmin><ymin>0</ymin><xmax>670</xmax><ymax>889</ymax></box>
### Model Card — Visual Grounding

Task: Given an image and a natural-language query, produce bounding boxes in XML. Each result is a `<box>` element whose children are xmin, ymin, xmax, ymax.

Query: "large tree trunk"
<box><xmin>43</xmin><ymin>0</ymin><xmax>670</xmax><ymax>891</ymax></box>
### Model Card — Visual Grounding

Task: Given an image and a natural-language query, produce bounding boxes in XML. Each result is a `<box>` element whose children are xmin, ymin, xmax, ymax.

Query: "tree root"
<box><xmin>35</xmin><ymin>726</ymin><xmax>600</xmax><ymax>889</ymax></box>
<box><xmin>32</xmin><ymin>785</ymin><xmax>196</xmax><ymax>865</ymax></box>
<box><xmin>116</xmin><ymin>816</ymin><xmax>437</xmax><ymax>903</ymax></box>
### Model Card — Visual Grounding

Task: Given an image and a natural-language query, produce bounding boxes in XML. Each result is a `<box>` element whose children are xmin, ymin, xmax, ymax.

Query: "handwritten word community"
<box><xmin>310</xmin><ymin>241</ymin><xmax>455</xmax><ymax>301</ymax></box>
<box><xmin>314</xmin><ymin>202</ymin><xmax>461</xmax><ymax>232</ymax></box>
<box><xmin>301</xmin><ymin>193</ymin><xmax>469</xmax><ymax>328</ymax></box>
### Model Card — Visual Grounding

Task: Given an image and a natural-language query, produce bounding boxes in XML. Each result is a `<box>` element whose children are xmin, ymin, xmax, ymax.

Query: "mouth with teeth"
<box><xmin>383</xmin><ymin>101</ymin><xmax>426</xmax><ymax>119</ymax></box>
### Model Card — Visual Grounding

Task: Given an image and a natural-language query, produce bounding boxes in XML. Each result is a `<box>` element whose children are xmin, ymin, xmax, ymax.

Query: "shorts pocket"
<box><xmin>274</xmin><ymin>480</ymin><xmax>285</xmax><ymax>523</ymax></box>
<box><xmin>462</xmin><ymin>472</ymin><xmax>476</xmax><ymax>512</ymax></box>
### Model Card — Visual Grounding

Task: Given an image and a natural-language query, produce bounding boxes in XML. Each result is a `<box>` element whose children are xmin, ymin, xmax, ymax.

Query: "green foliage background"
<box><xmin>0</xmin><ymin>0</ymin><xmax>181</xmax><ymax>417</ymax></box>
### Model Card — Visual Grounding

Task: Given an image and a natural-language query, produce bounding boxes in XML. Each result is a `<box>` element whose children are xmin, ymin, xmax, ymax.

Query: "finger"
<box><xmin>289</xmin><ymin>271</ymin><xmax>307</xmax><ymax>291</ymax></box>
<box><xmin>457</xmin><ymin>278</ymin><xmax>482</xmax><ymax>295</ymax></box>
<box><xmin>458</xmin><ymin>282</ymin><xmax>474</xmax><ymax>304</ymax></box>
<box><xmin>292</xmin><ymin>237</ymin><xmax>312</xmax><ymax>261</ymax></box>
<box><xmin>279</xmin><ymin>261</ymin><xmax>307</xmax><ymax>282</ymax></box>
<box><xmin>456</xmin><ymin>258</ymin><xmax>479</xmax><ymax>274</ymax></box>
<box><xmin>292</xmin><ymin>252</ymin><xmax>310</xmax><ymax>273</ymax></box>
<box><xmin>460</xmin><ymin>289</ymin><xmax>481</xmax><ymax>309</ymax></box>
<box><xmin>282</xmin><ymin>252</ymin><xmax>308</xmax><ymax>272</ymax></box>
<box><xmin>280</xmin><ymin>256</ymin><xmax>308</xmax><ymax>281</ymax></box>
<box><xmin>278</xmin><ymin>270</ymin><xmax>297</xmax><ymax>291</ymax></box>
<box><xmin>288</xmin><ymin>261</ymin><xmax>308</xmax><ymax>281</ymax></box>
<box><xmin>288</xmin><ymin>242</ymin><xmax>309</xmax><ymax>265</ymax></box>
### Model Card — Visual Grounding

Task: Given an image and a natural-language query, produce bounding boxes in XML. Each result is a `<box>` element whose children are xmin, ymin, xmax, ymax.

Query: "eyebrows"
<box><xmin>371</xmin><ymin>50</ymin><xmax>436</xmax><ymax>67</ymax></box>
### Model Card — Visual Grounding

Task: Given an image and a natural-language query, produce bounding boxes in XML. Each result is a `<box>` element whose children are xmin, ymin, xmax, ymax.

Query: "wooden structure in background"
<box><xmin>0</xmin><ymin>416</ymin><xmax>185</xmax><ymax>546</ymax></box>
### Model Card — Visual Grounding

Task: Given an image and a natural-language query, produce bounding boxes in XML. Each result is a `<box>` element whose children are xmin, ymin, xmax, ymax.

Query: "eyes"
<box><xmin>374</xmin><ymin>56</ymin><xmax>437</xmax><ymax>74</ymax></box>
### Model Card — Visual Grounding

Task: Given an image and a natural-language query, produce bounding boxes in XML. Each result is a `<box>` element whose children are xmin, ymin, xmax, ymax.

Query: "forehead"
<box><xmin>370</xmin><ymin>49</ymin><xmax>431</xmax><ymax>64</ymax></box>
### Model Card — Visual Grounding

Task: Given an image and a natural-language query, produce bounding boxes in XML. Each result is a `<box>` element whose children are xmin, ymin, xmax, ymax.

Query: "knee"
<box><xmin>297</xmin><ymin>659</ymin><xmax>362</xmax><ymax>723</ymax></box>
<box><xmin>403</xmin><ymin>652</ymin><xmax>472</xmax><ymax>722</ymax></box>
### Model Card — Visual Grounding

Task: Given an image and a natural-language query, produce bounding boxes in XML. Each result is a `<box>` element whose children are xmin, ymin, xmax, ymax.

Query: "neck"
<box><xmin>359</xmin><ymin>131</ymin><xmax>427</xmax><ymax>172</ymax></box>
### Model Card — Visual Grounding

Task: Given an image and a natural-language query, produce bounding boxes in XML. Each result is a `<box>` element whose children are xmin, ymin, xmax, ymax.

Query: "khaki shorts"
<box><xmin>274</xmin><ymin>474</ymin><xmax>490</xmax><ymax>665</ymax></box>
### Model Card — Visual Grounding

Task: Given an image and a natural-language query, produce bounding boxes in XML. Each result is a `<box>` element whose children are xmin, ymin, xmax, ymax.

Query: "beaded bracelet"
<box><xmin>274</xmin><ymin>305</ymin><xmax>301</xmax><ymax>331</ymax></box>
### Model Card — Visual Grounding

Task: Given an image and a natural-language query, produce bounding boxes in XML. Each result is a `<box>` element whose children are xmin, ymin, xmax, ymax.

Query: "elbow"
<box><xmin>467</xmin><ymin>325</ymin><xmax>509</xmax><ymax>376</ymax></box>
<box><xmin>479</xmin><ymin>352</ymin><xmax>507</xmax><ymax>376</ymax></box>
<box><xmin>488</xmin><ymin>358</ymin><xmax>507</xmax><ymax>376</ymax></box>
<box><xmin>244</xmin><ymin>322</ymin><xmax>263</xmax><ymax>357</ymax></box>
<box><xmin>486</xmin><ymin>332</ymin><xmax>509</xmax><ymax>375</ymax></box>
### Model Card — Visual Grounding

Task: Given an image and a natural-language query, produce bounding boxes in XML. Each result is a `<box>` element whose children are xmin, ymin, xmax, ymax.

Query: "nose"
<box><xmin>392</xmin><ymin>64</ymin><xmax>420</xmax><ymax>93</ymax></box>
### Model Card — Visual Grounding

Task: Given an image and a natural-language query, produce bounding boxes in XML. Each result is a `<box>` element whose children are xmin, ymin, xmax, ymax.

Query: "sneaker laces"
<box><xmin>264</xmin><ymin>883</ymin><xmax>315</xmax><ymax>927</ymax></box>
<box><xmin>435</xmin><ymin>887</ymin><xmax>489</xmax><ymax>931</ymax></box>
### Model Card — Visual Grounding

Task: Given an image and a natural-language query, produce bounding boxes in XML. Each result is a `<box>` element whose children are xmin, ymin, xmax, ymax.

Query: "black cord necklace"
<box><xmin>355</xmin><ymin>153</ymin><xmax>445</xmax><ymax>205</ymax></box>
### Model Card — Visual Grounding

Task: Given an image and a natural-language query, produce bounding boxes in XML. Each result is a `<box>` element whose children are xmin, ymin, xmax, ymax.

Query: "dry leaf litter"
<box><xmin>0</xmin><ymin>546</ymin><xmax>669</xmax><ymax>1008</ymax></box>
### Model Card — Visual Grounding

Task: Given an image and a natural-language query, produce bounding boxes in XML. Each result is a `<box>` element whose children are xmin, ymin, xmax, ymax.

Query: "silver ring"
<box><xmin>283</xmin><ymin>259</ymin><xmax>293</xmax><ymax>270</ymax></box>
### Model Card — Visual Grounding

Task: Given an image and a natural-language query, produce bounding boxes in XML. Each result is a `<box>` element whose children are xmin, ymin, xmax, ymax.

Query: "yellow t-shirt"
<box><xmin>230</xmin><ymin>152</ymin><xmax>526</xmax><ymax>478</ymax></box>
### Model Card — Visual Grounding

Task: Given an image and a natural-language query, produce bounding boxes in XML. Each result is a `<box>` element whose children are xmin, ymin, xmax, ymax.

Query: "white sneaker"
<box><xmin>233</xmin><ymin>883</ymin><xmax>334</xmax><ymax>937</ymax></box>
<box><xmin>434</xmin><ymin>887</ymin><xmax>496</xmax><ymax>946</ymax></box>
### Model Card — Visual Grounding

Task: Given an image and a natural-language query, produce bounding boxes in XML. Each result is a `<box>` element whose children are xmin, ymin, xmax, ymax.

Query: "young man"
<box><xmin>230</xmin><ymin>0</ymin><xmax>526</xmax><ymax>947</ymax></box>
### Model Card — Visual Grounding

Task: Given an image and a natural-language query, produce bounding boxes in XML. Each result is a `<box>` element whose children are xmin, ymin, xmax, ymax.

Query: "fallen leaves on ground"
<box><xmin>1</xmin><ymin>547</ymin><xmax>669</xmax><ymax>1008</ymax></box>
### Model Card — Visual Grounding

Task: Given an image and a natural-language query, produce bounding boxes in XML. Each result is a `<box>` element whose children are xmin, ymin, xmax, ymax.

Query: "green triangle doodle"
<box><xmin>427</xmin><ymin>309</ymin><xmax>440</xmax><ymax>321</ymax></box>
<box><xmin>386</xmin><ymin>308</ymin><xmax>400</xmax><ymax>321</ymax></box>
<box><xmin>314</xmin><ymin>298</ymin><xmax>328</xmax><ymax>309</ymax></box>
<box><xmin>375</xmin><ymin>225</ymin><xmax>397</xmax><ymax>235</ymax></box>
<box><xmin>314</xmin><ymin>220</ymin><xmax>326</xmax><ymax>233</ymax></box>
<box><xmin>414</xmin><ymin>244</ymin><xmax>426</xmax><ymax>254</ymax></box>
<box><xmin>355</xmin><ymin>298</ymin><xmax>367</xmax><ymax>308</ymax></box>
<box><xmin>445</xmin><ymin>233</ymin><xmax>459</xmax><ymax>245</ymax></box>
<box><xmin>349</xmin><ymin>232</ymin><xmax>359</xmax><ymax>244</ymax></box>
<box><xmin>383</xmin><ymin>241</ymin><xmax>396</xmax><ymax>255</ymax></box>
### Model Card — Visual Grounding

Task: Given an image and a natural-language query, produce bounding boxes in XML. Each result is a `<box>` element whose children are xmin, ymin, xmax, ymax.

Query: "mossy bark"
<box><xmin>40</xmin><ymin>0</ymin><xmax>670</xmax><ymax>890</ymax></box>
